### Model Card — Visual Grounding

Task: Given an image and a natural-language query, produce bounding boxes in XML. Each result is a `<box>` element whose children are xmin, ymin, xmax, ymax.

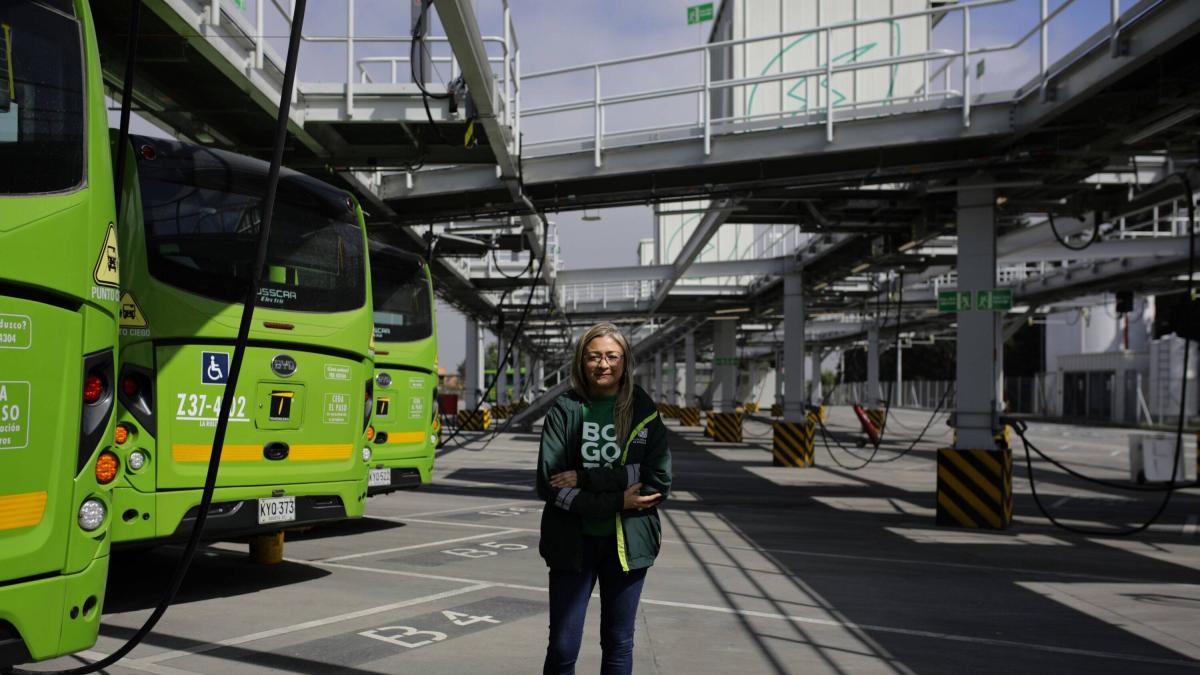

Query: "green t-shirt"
<box><xmin>579</xmin><ymin>394</ymin><xmax>619</xmax><ymax>536</ymax></box>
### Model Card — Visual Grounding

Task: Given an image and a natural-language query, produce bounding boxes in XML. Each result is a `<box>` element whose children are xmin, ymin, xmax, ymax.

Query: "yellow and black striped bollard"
<box><xmin>936</xmin><ymin>447</ymin><xmax>1013</xmax><ymax>529</ymax></box>
<box><xmin>459</xmin><ymin>408</ymin><xmax>493</xmax><ymax>431</ymax></box>
<box><xmin>678</xmin><ymin>407</ymin><xmax>701</xmax><ymax>427</ymax></box>
<box><xmin>706</xmin><ymin>411</ymin><xmax>743</xmax><ymax>443</ymax></box>
<box><xmin>772</xmin><ymin>419</ymin><xmax>815</xmax><ymax>467</ymax></box>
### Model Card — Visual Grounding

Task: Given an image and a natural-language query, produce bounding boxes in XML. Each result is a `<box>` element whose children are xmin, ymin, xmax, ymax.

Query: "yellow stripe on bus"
<box><xmin>385</xmin><ymin>432</ymin><xmax>427</xmax><ymax>445</ymax></box>
<box><xmin>172</xmin><ymin>444</ymin><xmax>353</xmax><ymax>462</ymax></box>
<box><xmin>0</xmin><ymin>491</ymin><xmax>48</xmax><ymax>531</ymax></box>
<box><xmin>288</xmin><ymin>444</ymin><xmax>353</xmax><ymax>461</ymax></box>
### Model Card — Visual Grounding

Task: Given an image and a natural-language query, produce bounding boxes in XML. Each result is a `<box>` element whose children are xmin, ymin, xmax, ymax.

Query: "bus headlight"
<box><xmin>362</xmin><ymin>447</ymin><xmax>372</xmax><ymax>462</ymax></box>
<box><xmin>128</xmin><ymin>450</ymin><xmax>146</xmax><ymax>471</ymax></box>
<box><xmin>78</xmin><ymin>499</ymin><xmax>106</xmax><ymax>532</ymax></box>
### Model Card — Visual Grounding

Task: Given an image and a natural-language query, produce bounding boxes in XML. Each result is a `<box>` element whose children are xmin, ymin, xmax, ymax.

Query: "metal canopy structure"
<box><xmin>90</xmin><ymin>0</ymin><xmax>1200</xmax><ymax>381</ymax></box>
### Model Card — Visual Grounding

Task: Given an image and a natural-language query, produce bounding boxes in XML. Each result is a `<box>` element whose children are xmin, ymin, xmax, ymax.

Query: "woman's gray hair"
<box><xmin>571</xmin><ymin>322</ymin><xmax>637</xmax><ymax>446</ymax></box>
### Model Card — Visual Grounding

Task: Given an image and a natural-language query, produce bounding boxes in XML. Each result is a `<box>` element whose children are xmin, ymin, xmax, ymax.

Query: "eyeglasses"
<box><xmin>585</xmin><ymin>352</ymin><xmax>623</xmax><ymax>366</ymax></box>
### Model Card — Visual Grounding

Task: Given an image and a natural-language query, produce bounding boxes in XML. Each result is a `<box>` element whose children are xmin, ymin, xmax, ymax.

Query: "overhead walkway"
<box><xmin>92</xmin><ymin>0</ymin><xmax>1200</xmax><ymax>373</ymax></box>
<box><xmin>382</xmin><ymin>0</ymin><xmax>1200</xmax><ymax>222</ymax></box>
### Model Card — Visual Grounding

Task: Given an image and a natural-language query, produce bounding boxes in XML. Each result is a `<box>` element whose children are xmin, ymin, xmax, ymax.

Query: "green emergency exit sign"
<box><xmin>976</xmin><ymin>289</ymin><xmax>1013</xmax><ymax>311</ymax></box>
<box><xmin>687</xmin><ymin>3</ymin><xmax>714</xmax><ymax>24</ymax></box>
<box><xmin>938</xmin><ymin>289</ymin><xmax>1012</xmax><ymax>312</ymax></box>
<box><xmin>937</xmin><ymin>290</ymin><xmax>971</xmax><ymax>312</ymax></box>
<box><xmin>713</xmin><ymin>356</ymin><xmax>740</xmax><ymax>366</ymax></box>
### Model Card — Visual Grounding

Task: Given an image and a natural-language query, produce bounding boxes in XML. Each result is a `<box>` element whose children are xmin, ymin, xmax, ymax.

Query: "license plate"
<box><xmin>369</xmin><ymin>468</ymin><xmax>391</xmax><ymax>487</ymax></box>
<box><xmin>257</xmin><ymin>496</ymin><xmax>296</xmax><ymax>525</ymax></box>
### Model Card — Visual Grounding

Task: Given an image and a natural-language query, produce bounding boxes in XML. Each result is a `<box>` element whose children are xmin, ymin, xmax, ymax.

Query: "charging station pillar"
<box><xmin>939</xmin><ymin>176</ymin><xmax>1012</xmax><ymax>529</ymax></box>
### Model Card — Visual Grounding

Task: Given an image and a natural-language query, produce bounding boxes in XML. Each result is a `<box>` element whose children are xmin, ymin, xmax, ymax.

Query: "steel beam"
<box><xmin>783</xmin><ymin>269</ymin><xmax>806</xmax><ymax>422</ymax></box>
<box><xmin>649</xmin><ymin>198</ymin><xmax>738</xmax><ymax>314</ymax></box>
<box><xmin>435</xmin><ymin>0</ymin><xmax>559</xmax><ymax>300</ymax></box>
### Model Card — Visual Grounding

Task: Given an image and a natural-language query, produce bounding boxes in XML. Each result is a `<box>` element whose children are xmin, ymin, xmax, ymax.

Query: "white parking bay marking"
<box><xmin>309</xmin><ymin>561</ymin><xmax>1200</xmax><ymax>667</ymax></box>
<box><xmin>321</xmin><ymin>529</ymin><xmax>525</xmax><ymax>562</ymax></box>
<box><xmin>132</xmin><ymin>584</ymin><xmax>490</xmax><ymax>666</ymax></box>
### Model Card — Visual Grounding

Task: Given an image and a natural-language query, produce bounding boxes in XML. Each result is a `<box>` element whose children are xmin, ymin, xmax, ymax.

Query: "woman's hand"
<box><xmin>549</xmin><ymin>470</ymin><xmax>578</xmax><ymax>489</ymax></box>
<box><xmin>623</xmin><ymin>482</ymin><xmax>661</xmax><ymax>511</ymax></box>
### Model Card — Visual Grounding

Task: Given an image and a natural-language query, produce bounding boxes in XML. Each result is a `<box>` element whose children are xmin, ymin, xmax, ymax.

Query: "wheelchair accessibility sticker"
<box><xmin>202</xmin><ymin>351</ymin><xmax>230</xmax><ymax>385</ymax></box>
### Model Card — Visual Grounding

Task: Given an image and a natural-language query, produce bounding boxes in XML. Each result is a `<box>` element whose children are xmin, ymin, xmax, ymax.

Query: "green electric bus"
<box><xmin>109</xmin><ymin>135</ymin><xmax>374</xmax><ymax>545</ymax></box>
<box><xmin>0</xmin><ymin>0</ymin><xmax>117</xmax><ymax>665</ymax></box>
<box><xmin>366</xmin><ymin>242</ymin><xmax>438</xmax><ymax>494</ymax></box>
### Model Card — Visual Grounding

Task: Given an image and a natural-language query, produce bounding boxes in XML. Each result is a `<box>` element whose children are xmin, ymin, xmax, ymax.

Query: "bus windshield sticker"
<box><xmin>324</xmin><ymin>392</ymin><xmax>349</xmax><ymax>425</ymax></box>
<box><xmin>119</xmin><ymin>293</ymin><xmax>148</xmax><ymax>328</ymax></box>
<box><xmin>201</xmin><ymin>352</ymin><xmax>230</xmax><ymax>385</ymax></box>
<box><xmin>0</xmin><ymin>314</ymin><xmax>31</xmax><ymax>349</ymax></box>
<box><xmin>93</xmin><ymin>223</ymin><xmax>120</xmax><ymax>288</ymax></box>
<box><xmin>258</xmin><ymin>287</ymin><xmax>298</xmax><ymax>305</ymax></box>
<box><xmin>0</xmin><ymin>382</ymin><xmax>30</xmax><ymax>450</ymax></box>
<box><xmin>324</xmin><ymin>364</ymin><xmax>351</xmax><ymax>381</ymax></box>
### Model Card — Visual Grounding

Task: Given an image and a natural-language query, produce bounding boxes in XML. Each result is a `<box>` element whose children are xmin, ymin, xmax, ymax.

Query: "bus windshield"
<box><xmin>371</xmin><ymin>251</ymin><xmax>433</xmax><ymax>342</ymax></box>
<box><xmin>0</xmin><ymin>0</ymin><xmax>85</xmax><ymax>195</ymax></box>
<box><xmin>137</xmin><ymin>148</ymin><xmax>366</xmax><ymax>313</ymax></box>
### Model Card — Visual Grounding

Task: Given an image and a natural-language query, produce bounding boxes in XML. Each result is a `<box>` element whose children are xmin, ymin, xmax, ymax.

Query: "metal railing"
<box><xmin>204</xmin><ymin>0</ymin><xmax>520</xmax><ymax>138</ymax></box>
<box><xmin>518</xmin><ymin>0</ymin><xmax>1139</xmax><ymax>167</ymax></box>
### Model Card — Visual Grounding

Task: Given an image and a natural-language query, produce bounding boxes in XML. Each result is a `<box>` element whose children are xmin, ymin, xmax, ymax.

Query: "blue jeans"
<box><xmin>544</xmin><ymin>534</ymin><xmax>648</xmax><ymax>675</ymax></box>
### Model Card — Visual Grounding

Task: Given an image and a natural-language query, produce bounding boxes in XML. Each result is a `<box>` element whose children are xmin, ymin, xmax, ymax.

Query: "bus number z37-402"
<box><xmin>176</xmin><ymin>393</ymin><xmax>247</xmax><ymax>420</ymax></box>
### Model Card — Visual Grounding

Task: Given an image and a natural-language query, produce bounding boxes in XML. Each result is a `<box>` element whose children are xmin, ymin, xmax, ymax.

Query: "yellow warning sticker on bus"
<box><xmin>93</xmin><ymin>223</ymin><xmax>120</xmax><ymax>288</ymax></box>
<box><xmin>119</xmin><ymin>293</ymin><xmax>148</xmax><ymax>327</ymax></box>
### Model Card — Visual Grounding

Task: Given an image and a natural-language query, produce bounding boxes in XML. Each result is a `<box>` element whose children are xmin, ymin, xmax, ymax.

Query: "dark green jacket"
<box><xmin>536</xmin><ymin>385</ymin><xmax>671</xmax><ymax>571</ymax></box>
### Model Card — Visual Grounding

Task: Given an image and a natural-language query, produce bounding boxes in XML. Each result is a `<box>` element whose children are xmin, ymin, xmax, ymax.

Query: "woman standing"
<box><xmin>537</xmin><ymin>322</ymin><xmax>672</xmax><ymax>675</ymax></box>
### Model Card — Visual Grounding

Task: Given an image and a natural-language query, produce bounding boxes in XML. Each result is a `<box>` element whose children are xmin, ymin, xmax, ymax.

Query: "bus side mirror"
<box><xmin>1</xmin><ymin>24</ymin><xmax>14</xmax><ymax>114</ymax></box>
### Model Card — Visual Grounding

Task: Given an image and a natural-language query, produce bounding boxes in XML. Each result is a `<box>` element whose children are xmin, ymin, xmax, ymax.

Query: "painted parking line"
<box><xmin>266</xmin><ymin>596</ymin><xmax>544</xmax><ymax>669</ymax></box>
<box><xmin>383</xmin><ymin>516</ymin><xmax>539</xmax><ymax>532</ymax></box>
<box><xmin>320</xmin><ymin>529</ymin><xmax>525</xmax><ymax>562</ymax></box>
<box><xmin>128</xmin><ymin>584</ymin><xmax>492</xmax><ymax>667</ymax></box>
<box><xmin>389</xmin><ymin>499</ymin><xmax>535</xmax><ymax>519</ymax></box>
<box><xmin>371</xmin><ymin>517</ymin><xmax>1152</xmax><ymax>583</ymax></box>
<box><xmin>303</xmin><ymin>560</ymin><xmax>1200</xmax><ymax>670</ymax></box>
<box><xmin>74</xmin><ymin>650</ymin><xmax>202</xmax><ymax>675</ymax></box>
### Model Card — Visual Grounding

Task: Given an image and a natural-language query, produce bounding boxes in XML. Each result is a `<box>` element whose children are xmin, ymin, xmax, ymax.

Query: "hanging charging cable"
<box><xmin>1011</xmin><ymin>172</ymin><xmax>1196</xmax><ymax>536</ymax></box>
<box><xmin>437</xmin><ymin>212</ymin><xmax>549</xmax><ymax>453</ymax></box>
<box><xmin>16</xmin><ymin>4</ymin><xmax>310</xmax><ymax>673</ymax></box>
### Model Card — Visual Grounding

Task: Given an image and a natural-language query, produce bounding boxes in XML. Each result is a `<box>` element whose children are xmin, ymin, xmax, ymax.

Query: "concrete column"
<box><xmin>895</xmin><ymin>338</ymin><xmax>903</xmax><ymax>407</ymax></box>
<box><xmin>810</xmin><ymin>349</ymin><xmax>823</xmax><ymax>403</ymax></box>
<box><xmin>652</xmin><ymin>351</ymin><xmax>662</xmax><ymax>401</ymax></box>
<box><xmin>774</xmin><ymin>347</ymin><xmax>784</xmax><ymax>406</ymax></box>
<box><xmin>496</xmin><ymin>332</ymin><xmax>508</xmax><ymax>405</ymax></box>
<box><xmin>713</xmin><ymin>320</ymin><xmax>738</xmax><ymax>412</ymax></box>
<box><xmin>783</xmin><ymin>269</ymin><xmax>806</xmax><ymax>422</ymax></box>
<box><xmin>666</xmin><ymin>345</ymin><xmax>676</xmax><ymax>404</ymax></box>
<box><xmin>465</xmin><ymin>318</ymin><xmax>480</xmax><ymax>409</ymax></box>
<box><xmin>955</xmin><ymin>179</ymin><xmax>999</xmax><ymax>449</ymax></box>
<box><xmin>867</xmin><ymin>324</ymin><xmax>881</xmax><ymax>408</ymax></box>
<box><xmin>684</xmin><ymin>331</ymin><xmax>696</xmax><ymax>408</ymax></box>
<box><xmin>512</xmin><ymin>345</ymin><xmax>522</xmax><ymax>401</ymax></box>
<box><xmin>534</xmin><ymin>358</ymin><xmax>545</xmax><ymax>396</ymax></box>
